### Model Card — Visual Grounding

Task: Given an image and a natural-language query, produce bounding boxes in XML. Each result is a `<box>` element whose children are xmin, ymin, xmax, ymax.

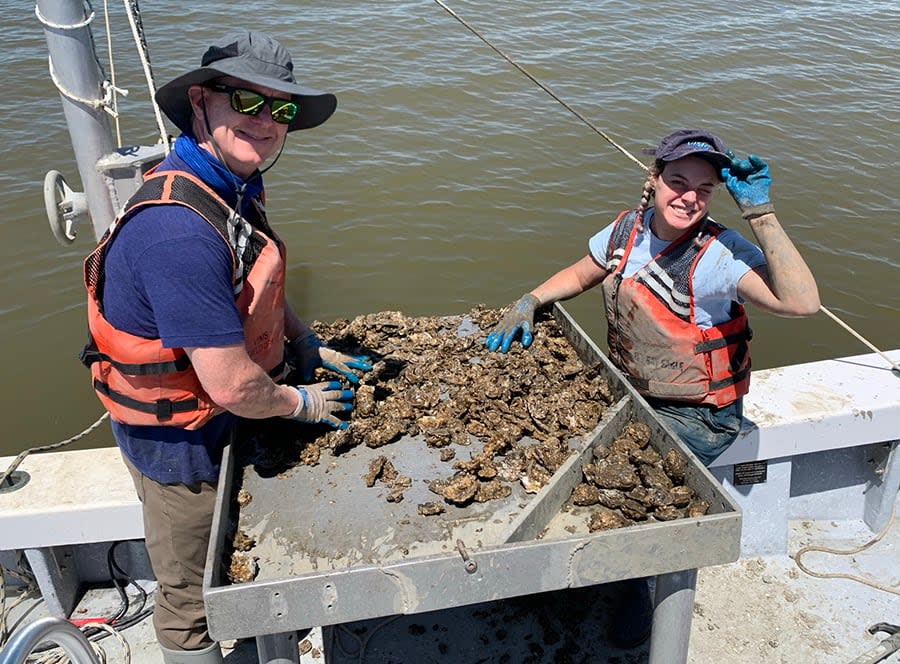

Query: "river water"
<box><xmin>1</xmin><ymin>0</ymin><xmax>897</xmax><ymax>457</ymax></box>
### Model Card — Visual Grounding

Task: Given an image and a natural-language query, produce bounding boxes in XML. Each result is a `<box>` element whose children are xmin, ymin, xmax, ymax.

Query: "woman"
<box><xmin>487</xmin><ymin>127</ymin><xmax>819</xmax><ymax>466</ymax></box>
<box><xmin>485</xmin><ymin>128</ymin><xmax>819</xmax><ymax>648</ymax></box>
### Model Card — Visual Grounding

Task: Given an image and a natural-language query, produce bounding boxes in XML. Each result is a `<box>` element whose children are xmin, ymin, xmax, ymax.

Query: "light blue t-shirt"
<box><xmin>588</xmin><ymin>210</ymin><xmax>766</xmax><ymax>329</ymax></box>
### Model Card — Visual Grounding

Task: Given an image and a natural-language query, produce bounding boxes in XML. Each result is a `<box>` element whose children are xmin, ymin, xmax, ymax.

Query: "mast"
<box><xmin>37</xmin><ymin>0</ymin><xmax>119</xmax><ymax>243</ymax></box>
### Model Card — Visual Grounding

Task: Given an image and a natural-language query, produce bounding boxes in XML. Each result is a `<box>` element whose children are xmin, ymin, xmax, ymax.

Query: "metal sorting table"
<box><xmin>203</xmin><ymin>304</ymin><xmax>742</xmax><ymax>664</ymax></box>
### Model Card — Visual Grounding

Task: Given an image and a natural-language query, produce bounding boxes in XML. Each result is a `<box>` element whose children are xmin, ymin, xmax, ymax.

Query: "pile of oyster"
<box><xmin>267</xmin><ymin>306</ymin><xmax>615</xmax><ymax>507</ymax></box>
<box><xmin>567</xmin><ymin>420</ymin><xmax>709</xmax><ymax>531</ymax></box>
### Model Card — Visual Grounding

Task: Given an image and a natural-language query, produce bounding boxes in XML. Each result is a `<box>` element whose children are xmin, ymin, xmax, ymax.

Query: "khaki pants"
<box><xmin>123</xmin><ymin>454</ymin><xmax>218</xmax><ymax>650</ymax></box>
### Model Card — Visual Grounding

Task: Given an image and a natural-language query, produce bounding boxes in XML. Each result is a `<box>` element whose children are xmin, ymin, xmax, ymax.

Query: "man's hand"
<box><xmin>485</xmin><ymin>293</ymin><xmax>540</xmax><ymax>353</ymax></box>
<box><xmin>283</xmin><ymin>381</ymin><xmax>354</xmax><ymax>429</ymax></box>
<box><xmin>288</xmin><ymin>331</ymin><xmax>372</xmax><ymax>383</ymax></box>
<box><xmin>287</xmin><ymin>330</ymin><xmax>325</xmax><ymax>382</ymax></box>
<box><xmin>318</xmin><ymin>347</ymin><xmax>372</xmax><ymax>384</ymax></box>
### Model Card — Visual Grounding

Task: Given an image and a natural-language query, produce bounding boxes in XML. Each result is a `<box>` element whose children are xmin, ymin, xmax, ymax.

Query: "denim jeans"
<box><xmin>644</xmin><ymin>397</ymin><xmax>743</xmax><ymax>467</ymax></box>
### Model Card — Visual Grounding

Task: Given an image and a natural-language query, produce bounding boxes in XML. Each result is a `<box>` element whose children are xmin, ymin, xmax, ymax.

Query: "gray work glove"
<box><xmin>283</xmin><ymin>381</ymin><xmax>353</xmax><ymax>430</ymax></box>
<box><xmin>289</xmin><ymin>330</ymin><xmax>372</xmax><ymax>384</ymax></box>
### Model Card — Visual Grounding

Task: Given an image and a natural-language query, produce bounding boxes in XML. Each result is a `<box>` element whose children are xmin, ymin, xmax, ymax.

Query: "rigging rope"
<box><xmin>433</xmin><ymin>0</ymin><xmax>898</xmax><ymax>374</ymax></box>
<box><xmin>434</xmin><ymin>0</ymin><xmax>645</xmax><ymax>172</ymax></box>
<box><xmin>122</xmin><ymin>0</ymin><xmax>170</xmax><ymax>152</ymax></box>
<box><xmin>35</xmin><ymin>0</ymin><xmax>169</xmax><ymax>152</ymax></box>
<box><xmin>102</xmin><ymin>0</ymin><xmax>122</xmax><ymax>145</ymax></box>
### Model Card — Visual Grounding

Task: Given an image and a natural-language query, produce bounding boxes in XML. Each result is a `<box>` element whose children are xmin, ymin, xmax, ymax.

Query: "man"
<box><xmin>81</xmin><ymin>31</ymin><xmax>370</xmax><ymax>664</ymax></box>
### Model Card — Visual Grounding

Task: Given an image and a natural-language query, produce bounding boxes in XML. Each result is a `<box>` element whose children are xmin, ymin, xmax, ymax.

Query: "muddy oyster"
<box><xmin>568</xmin><ymin>420</ymin><xmax>709</xmax><ymax>531</ymax></box>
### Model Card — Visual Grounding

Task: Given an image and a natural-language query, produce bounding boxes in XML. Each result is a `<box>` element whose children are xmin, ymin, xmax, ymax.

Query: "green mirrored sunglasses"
<box><xmin>205</xmin><ymin>83</ymin><xmax>298</xmax><ymax>124</ymax></box>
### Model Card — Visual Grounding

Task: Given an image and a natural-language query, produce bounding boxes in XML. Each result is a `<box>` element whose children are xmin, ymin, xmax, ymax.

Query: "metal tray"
<box><xmin>203</xmin><ymin>304</ymin><xmax>741</xmax><ymax>641</ymax></box>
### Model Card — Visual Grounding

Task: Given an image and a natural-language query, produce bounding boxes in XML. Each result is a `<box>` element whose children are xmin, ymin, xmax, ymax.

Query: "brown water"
<box><xmin>1</xmin><ymin>0</ymin><xmax>898</xmax><ymax>457</ymax></box>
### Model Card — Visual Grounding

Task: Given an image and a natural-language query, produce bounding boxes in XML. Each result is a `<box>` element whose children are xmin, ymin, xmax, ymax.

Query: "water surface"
<box><xmin>1</xmin><ymin>0</ymin><xmax>897</xmax><ymax>455</ymax></box>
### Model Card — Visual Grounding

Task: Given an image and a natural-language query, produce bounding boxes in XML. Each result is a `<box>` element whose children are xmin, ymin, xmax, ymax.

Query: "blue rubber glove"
<box><xmin>283</xmin><ymin>381</ymin><xmax>354</xmax><ymax>430</ymax></box>
<box><xmin>721</xmin><ymin>153</ymin><xmax>775</xmax><ymax>217</ymax></box>
<box><xmin>485</xmin><ymin>293</ymin><xmax>540</xmax><ymax>353</ymax></box>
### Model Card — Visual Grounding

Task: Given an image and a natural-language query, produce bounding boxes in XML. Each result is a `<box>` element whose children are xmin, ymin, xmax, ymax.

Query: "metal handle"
<box><xmin>0</xmin><ymin>616</ymin><xmax>101</xmax><ymax>664</ymax></box>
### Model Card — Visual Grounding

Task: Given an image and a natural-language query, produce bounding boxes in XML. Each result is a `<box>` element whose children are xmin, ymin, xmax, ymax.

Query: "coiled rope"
<box><xmin>433</xmin><ymin>0</ymin><xmax>900</xmax><ymax>376</ymax></box>
<box><xmin>0</xmin><ymin>553</ymin><xmax>37</xmax><ymax>645</ymax></box>
<box><xmin>793</xmin><ymin>501</ymin><xmax>899</xmax><ymax>596</ymax></box>
<box><xmin>1</xmin><ymin>546</ymin><xmax>141</xmax><ymax>663</ymax></box>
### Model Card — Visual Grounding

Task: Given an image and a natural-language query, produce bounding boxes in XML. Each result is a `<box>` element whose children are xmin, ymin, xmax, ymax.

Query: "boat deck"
<box><xmin>4</xmin><ymin>515</ymin><xmax>898</xmax><ymax>664</ymax></box>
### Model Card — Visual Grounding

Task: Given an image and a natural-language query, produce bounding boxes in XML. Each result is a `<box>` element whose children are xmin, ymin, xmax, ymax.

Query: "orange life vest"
<box><xmin>81</xmin><ymin>170</ymin><xmax>286</xmax><ymax>429</ymax></box>
<box><xmin>601</xmin><ymin>209</ymin><xmax>752</xmax><ymax>407</ymax></box>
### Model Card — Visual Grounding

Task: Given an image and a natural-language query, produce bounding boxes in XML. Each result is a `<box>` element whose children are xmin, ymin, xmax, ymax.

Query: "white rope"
<box><xmin>123</xmin><ymin>0</ymin><xmax>170</xmax><ymax>152</ymax></box>
<box><xmin>38</xmin><ymin>0</ymin><xmax>129</xmax><ymax>120</ymax></box>
<box><xmin>0</xmin><ymin>412</ymin><xmax>110</xmax><ymax>489</ymax></box>
<box><xmin>819</xmin><ymin>305</ymin><xmax>900</xmax><ymax>373</ymax></box>
<box><xmin>34</xmin><ymin>3</ymin><xmax>95</xmax><ymax>30</ymax></box>
<box><xmin>46</xmin><ymin>55</ymin><xmax>127</xmax><ymax>118</ymax></box>
<box><xmin>793</xmin><ymin>501</ymin><xmax>900</xmax><ymax>596</ymax></box>
<box><xmin>89</xmin><ymin>622</ymin><xmax>131</xmax><ymax>664</ymax></box>
<box><xmin>102</xmin><ymin>0</ymin><xmax>122</xmax><ymax>145</ymax></box>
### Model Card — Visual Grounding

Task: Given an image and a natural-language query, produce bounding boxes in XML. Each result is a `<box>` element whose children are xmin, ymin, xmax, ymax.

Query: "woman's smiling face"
<box><xmin>651</xmin><ymin>156</ymin><xmax>719</xmax><ymax>240</ymax></box>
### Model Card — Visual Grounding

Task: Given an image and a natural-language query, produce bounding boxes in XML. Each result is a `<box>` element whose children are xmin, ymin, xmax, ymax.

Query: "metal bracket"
<box><xmin>847</xmin><ymin>623</ymin><xmax>900</xmax><ymax>664</ymax></box>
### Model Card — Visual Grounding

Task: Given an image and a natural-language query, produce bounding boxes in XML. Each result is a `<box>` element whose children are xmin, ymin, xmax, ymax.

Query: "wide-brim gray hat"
<box><xmin>155</xmin><ymin>30</ymin><xmax>337</xmax><ymax>133</ymax></box>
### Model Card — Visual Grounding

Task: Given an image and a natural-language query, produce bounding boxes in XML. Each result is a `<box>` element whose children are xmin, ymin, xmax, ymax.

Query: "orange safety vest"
<box><xmin>601</xmin><ymin>209</ymin><xmax>752</xmax><ymax>407</ymax></box>
<box><xmin>81</xmin><ymin>170</ymin><xmax>286</xmax><ymax>429</ymax></box>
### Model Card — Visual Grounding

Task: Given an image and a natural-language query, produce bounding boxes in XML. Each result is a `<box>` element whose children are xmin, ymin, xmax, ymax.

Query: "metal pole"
<box><xmin>649</xmin><ymin>568</ymin><xmax>698</xmax><ymax>664</ymax></box>
<box><xmin>256</xmin><ymin>632</ymin><xmax>299</xmax><ymax>664</ymax></box>
<box><xmin>37</xmin><ymin>0</ymin><xmax>118</xmax><ymax>242</ymax></box>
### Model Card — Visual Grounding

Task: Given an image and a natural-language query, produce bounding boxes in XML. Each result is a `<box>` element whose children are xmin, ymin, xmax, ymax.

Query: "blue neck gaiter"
<box><xmin>173</xmin><ymin>133</ymin><xmax>264</xmax><ymax>211</ymax></box>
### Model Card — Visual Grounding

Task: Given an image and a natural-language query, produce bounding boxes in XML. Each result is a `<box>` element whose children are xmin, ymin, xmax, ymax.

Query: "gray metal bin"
<box><xmin>203</xmin><ymin>304</ymin><xmax>741</xmax><ymax>662</ymax></box>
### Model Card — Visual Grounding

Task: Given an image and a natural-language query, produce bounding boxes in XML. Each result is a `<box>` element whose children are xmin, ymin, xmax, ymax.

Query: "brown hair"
<box><xmin>633</xmin><ymin>162</ymin><xmax>661</xmax><ymax>231</ymax></box>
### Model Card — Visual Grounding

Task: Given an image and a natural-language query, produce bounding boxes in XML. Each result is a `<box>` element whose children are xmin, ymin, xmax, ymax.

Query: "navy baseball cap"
<box><xmin>642</xmin><ymin>129</ymin><xmax>731</xmax><ymax>177</ymax></box>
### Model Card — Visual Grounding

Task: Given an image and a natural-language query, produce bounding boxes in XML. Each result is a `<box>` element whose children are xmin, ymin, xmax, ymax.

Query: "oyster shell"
<box><xmin>588</xmin><ymin>506</ymin><xmax>631</xmax><ymax>532</ymax></box>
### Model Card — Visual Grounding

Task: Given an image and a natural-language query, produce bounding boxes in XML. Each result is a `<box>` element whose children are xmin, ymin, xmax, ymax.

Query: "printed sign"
<box><xmin>733</xmin><ymin>460</ymin><xmax>767</xmax><ymax>486</ymax></box>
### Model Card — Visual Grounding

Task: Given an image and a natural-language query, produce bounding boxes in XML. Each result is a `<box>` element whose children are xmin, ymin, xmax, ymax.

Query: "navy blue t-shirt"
<box><xmin>103</xmin><ymin>152</ymin><xmax>247</xmax><ymax>484</ymax></box>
